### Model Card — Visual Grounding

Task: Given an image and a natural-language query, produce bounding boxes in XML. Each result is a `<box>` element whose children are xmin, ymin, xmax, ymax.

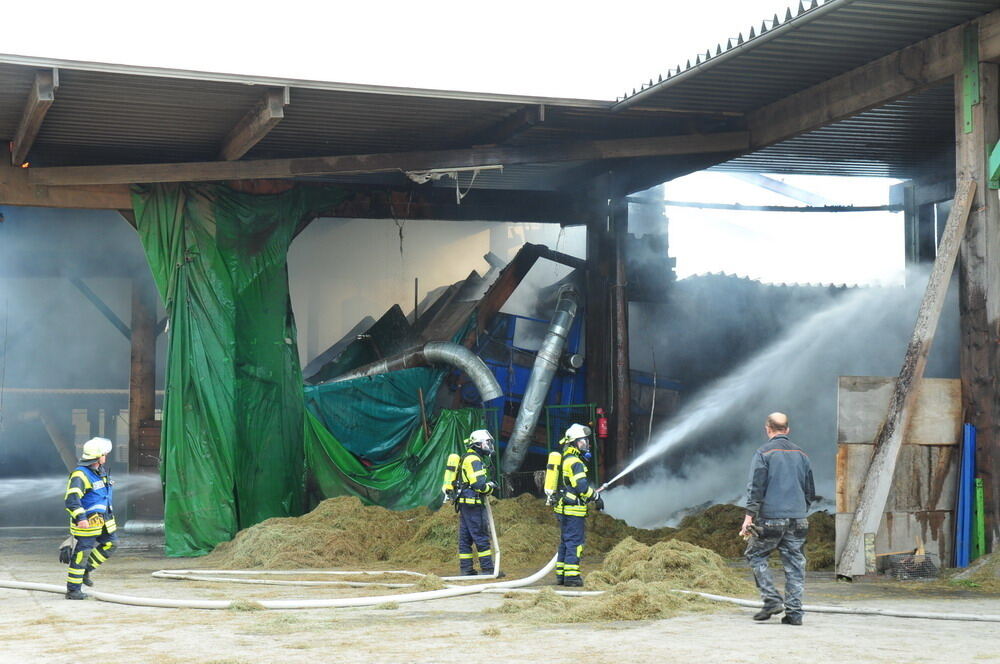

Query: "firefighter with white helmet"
<box><xmin>62</xmin><ymin>437</ymin><xmax>118</xmax><ymax>599</ymax></box>
<box><xmin>441</xmin><ymin>429</ymin><xmax>497</xmax><ymax>575</ymax></box>
<box><xmin>546</xmin><ymin>423</ymin><xmax>603</xmax><ymax>586</ymax></box>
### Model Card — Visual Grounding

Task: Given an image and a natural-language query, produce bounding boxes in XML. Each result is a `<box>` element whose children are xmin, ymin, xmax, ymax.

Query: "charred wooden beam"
<box><xmin>28</xmin><ymin>131</ymin><xmax>750</xmax><ymax>186</ymax></box>
<box><xmin>129</xmin><ymin>274</ymin><xmax>158</xmax><ymax>474</ymax></box>
<box><xmin>218</xmin><ymin>87</ymin><xmax>289</xmax><ymax>161</ymax></box>
<box><xmin>10</xmin><ymin>69</ymin><xmax>58</xmax><ymax>166</ymax></box>
<box><xmin>467</xmin><ymin>104</ymin><xmax>545</xmax><ymax>146</ymax></box>
<box><xmin>462</xmin><ymin>244</ymin><xmax>544</xmax><ymax>345</ymax></box>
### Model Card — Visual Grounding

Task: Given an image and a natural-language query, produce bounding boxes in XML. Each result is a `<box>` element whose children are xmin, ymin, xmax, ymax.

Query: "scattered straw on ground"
<box><xmin>492</xmin><ymin>538</ymin><xmax>752</xmax><ymax>622</ymax></box>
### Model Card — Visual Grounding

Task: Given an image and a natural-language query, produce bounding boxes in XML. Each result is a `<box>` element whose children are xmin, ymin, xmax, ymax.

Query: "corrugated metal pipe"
<box><xmin>327</xmin><ymin>341</ymin><xmax>502</xmax><ymax>402</ymax></box>
<box><xmin>502</xmin><ymin>285</ymin><xmax>579</xmax><ymax>473</ymax></box>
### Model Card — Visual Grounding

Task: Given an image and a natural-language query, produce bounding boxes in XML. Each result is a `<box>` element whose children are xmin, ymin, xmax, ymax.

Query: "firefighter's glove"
<box><xmin>485</xmin><ymin>481</ymin><xmax>498</xmax><ymax>494</ymax></box>
<box><xmin>594</xmin><ymin>496</ymin><xmax>605</xmax><ymax>511</ymax></box>
<box><xmin>58</xmin><ymin>536</ymin><xmax>76</xmax><ymax>564</ymax></box>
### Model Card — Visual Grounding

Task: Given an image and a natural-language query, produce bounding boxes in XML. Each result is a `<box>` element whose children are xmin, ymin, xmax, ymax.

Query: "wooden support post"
<box><xmin>610</xmin><ymin>197</ymin><xmax>632</xmax><ymax>476</ymax></box>
<box><xmin>128</xmin><ymin>273</ymin><xmax>157</xmax><ymax>475</ymax></box>
<box><xmin>585</xmin><ymin>192</ymin><xmax>612</xmax><ymax>480</ymax></box>
<box><xmin>836</xmin><ymin>179</ymin><xmax>976</xmax><ymax>578</ymax></box>
<box><xmin>957</xmin><ymin>59</ymin><xmax>1000</xmax><ymax>550</ymax></box>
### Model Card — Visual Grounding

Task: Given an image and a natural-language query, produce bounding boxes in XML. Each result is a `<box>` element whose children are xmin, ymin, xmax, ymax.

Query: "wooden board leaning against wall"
<box><xmin>835</xmin><ymin>376</ymin><xmax>961</xmax><ymax>571</ymax></box>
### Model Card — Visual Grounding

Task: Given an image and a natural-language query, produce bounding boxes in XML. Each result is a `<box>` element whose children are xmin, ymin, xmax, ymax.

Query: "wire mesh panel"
<box><xmin>886</xmin><ymin>553</ymin><xmax>940</xmax><ymax>580</ymax></box>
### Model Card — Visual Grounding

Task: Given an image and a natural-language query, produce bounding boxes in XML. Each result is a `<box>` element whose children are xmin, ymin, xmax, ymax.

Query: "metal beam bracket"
<box><xmin>964</xmin><ymin>24</ymin><xmax>981</xmax><ymax>134</ymax></box>
<box><xmin>989</xmin><ymin>140</ymin><xmax>1000</xmax><ymax>189</ymax></box>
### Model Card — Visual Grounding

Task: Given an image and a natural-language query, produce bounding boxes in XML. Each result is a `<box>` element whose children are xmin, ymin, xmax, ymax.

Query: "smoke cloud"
<box><xmin>605</xmin><ymin>267</ymin><xmax>959</xmax><ymax>527</ymax></box>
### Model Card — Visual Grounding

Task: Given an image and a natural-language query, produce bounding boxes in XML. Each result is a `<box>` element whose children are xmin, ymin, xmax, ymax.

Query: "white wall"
<box><xmin>288</xmin><ymin>218</ymin><xmax>585</xmax><ymax>367</ymax></box>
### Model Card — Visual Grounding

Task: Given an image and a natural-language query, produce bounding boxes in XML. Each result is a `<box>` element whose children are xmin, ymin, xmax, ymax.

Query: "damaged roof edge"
<box><xmin>610</xmin><ymin>0</ymin><xmax>853</xmax><ymax>112</ymax></box>
<box><xmin>0</xmin><ymin>52</ymin><xmax>612</xmax><ymax>109</ymax></box>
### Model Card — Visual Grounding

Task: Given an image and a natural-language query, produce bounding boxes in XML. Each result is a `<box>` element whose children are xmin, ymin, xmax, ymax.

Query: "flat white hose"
<box><xmin>482</xmin><ymin>587</ymin><xmax>1000</xmax><ymax>622</ymax></box>
<box><xmin>0</xmin><ymin>555</ymin><xmax>555</xmax><ymax>610</ymax></box>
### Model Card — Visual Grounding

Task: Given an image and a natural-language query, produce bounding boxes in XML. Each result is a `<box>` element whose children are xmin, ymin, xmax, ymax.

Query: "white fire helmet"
<box><xmin>563</xmin><ymin>423</ymin><xmax>592</xmax><ymax>443</ymax></box>
<box><xmin>469</xmin><ymin>429</ymin><xmax>494</xmax><ymax>455</ymax></box>
<box><xmin>81</xmin><ymin>437</ymin><xmax>113</xmax><ymax>462</ymax></box>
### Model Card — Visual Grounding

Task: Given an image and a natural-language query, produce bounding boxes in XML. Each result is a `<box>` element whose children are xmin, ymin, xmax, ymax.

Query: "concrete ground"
<box><xmin>1</xmin><ymin>535</ymin><xmax>997</xmax><ymax>664</ymax></box>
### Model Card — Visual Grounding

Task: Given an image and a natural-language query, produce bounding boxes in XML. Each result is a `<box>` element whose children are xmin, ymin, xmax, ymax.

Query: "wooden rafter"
<box><xmin>10</xmin><ymin>69</ymin><xmax>58</xmax><ymax>166</ymax></box>
<box><xmin>218</xmin><ymin>87</ymin><xmax>290</xmax><ymax>161</ymax></box>
<box><xmin>467</xmin><ymin>104</ymin><xmax>545</xmax><ymax>146</ymax></box>
<box><xmin>27</xmin><ymin>130</ymin><xmax>750</xmax><ymax>186</ymax></box>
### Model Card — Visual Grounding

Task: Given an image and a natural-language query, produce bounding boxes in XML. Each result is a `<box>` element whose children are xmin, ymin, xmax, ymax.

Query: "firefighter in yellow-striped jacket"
<box><xmin>550</xmin><ymin>424</ymin><xmax>603</xmax><ymax>587</ymax></box>
<box><xmin>442</xmin><ymin>430</ymin><xmax>497</xmax><ymax>575</ymax></box>
<box><xmin>62</xmin><ymin>437</ymin><xmax>118</xmax><ymax>600</ymax></box>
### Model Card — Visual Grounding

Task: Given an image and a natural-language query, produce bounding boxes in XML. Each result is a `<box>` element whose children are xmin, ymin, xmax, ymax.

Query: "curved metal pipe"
<box><xmin>327</xmin><ymin>341</ymin><xmax>502</xmax><ymax>402</ymax></box>
<box><xmin>502</xmin><ymin>286</ymin><xmax>579</xmax><ymax>473</ymax></box>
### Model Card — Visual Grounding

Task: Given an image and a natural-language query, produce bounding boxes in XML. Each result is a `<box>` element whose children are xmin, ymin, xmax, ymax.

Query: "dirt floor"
<box><xmin>1</xmin><ymin>535</ymin><xmax>998</xmax><ymax>664</ymax></box>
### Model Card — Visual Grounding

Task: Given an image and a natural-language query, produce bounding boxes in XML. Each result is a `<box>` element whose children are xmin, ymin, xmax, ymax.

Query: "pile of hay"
<box><xmin>588</xmin><ymin>537</ymin><xmax>754</xmax><ymax>595</ymax></box>
<box><xmin>666</xmin><ymin>504</ymin><xmax>836</xmax><ymax>571</ymax></box>
<box><xmin>205</xmin><ymin>494</ymin><xmax>835</xmax><ymax>574</ymax></box>
<box><xmin>805</xmin><ymin>511</ymin><xmax>835</xmax><ymax>571</ymax></box>
<box><xmin>205</xmin><ymin>494</ymin><xmax>672</xmax><ymax>571</ymax></box>
<box><xmin>493</xmin><ymin>537</ymin><xmax>753</xmax><ymax>622</ymax></box>
<box><xmin>949</xmin><ymin>552</ymin><xmax>1000</xmax><ymax>592</ymax></box>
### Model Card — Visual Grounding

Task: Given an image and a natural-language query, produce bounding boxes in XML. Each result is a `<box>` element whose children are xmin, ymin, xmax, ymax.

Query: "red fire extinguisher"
<box><xmin>596</xmin><ymin>408</ymin><xmax>609</xmax><ymax>438</ymax></box>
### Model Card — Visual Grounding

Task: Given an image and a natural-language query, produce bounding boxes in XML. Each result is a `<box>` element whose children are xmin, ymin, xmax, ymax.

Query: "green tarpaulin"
<box><xmin>305</xmin><ymin>407</ymin><xmax>487</xmax><ymax>509</ymax></box>
<box><xmin>133</xmin><ymin>183</ymin><xmax>347</xmax><ymax>556</ymax></box>
<box><xmin>134</xmin><ymin>183</ymin><xmax>489</xmax><ymax>557</ymax></box>
<box><xmin>304</xmin><ymin>368</ymin><xmax>445</xmax><ymax>464</ymax></box>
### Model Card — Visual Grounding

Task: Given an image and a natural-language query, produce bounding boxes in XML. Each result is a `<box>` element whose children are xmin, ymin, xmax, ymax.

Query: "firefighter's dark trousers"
<box><xmin>67</xmin><ymin>530</ymin><xmax>118</xmax><ymax>591</ymax></box>
<box><xmin>458</xmin><ymin>503</ymin><xmax>494</xmax><ymax>574</ymax></box>
<box><xmin>557</xmin><ymin>514</ymin><xmax>586</xmax><ymax>579</ymax></box>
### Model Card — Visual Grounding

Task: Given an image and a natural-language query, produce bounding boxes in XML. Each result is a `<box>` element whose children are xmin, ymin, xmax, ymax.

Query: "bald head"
<box><xmin>766</xmin><ymin>412</ymin><xmax>789</xmax><ymax>436</ymax></box>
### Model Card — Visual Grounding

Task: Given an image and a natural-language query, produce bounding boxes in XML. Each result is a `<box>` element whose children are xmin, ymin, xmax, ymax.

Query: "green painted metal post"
<box><xmin>964</xmin><ymin>24</ymin><xmax>981</xmax><ymax>134</ymax></box>
<box><xmin>973</xmin><ymin>478</ymin><xmax>986</xmax><ymax>560</ymax></box>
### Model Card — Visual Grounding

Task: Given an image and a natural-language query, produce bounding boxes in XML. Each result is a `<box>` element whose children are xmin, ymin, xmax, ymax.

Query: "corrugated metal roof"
<box><xmin>616</xmin><ymin>0</ymin><xmax>1000</xmax><ymax>112</ymax></box>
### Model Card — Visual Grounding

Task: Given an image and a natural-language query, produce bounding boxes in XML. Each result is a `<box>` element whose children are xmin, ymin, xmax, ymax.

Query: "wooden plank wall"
<box><xmin>835</xmin><ymin>376</ymin><xmax>961</xmax><ymax>567</ymax></box>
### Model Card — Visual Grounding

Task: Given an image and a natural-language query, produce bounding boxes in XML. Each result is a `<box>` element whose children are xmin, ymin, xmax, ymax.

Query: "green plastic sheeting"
<box><xmin>305</xmin><ymin>407</ymin><xmax>487</xmax><ymax>510</ymax></box>
<box><xmin>304</xmin><ymin>367</ymin><xmax>445</xmax><ymax>464</ymax></box>
<box><xmin>133</xmin><ymin>183</ymin><xmax>347</xmax><ymax>557</ymax></box>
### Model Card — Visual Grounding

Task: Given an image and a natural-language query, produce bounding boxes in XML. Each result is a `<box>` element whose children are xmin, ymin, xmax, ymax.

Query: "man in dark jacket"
<box><xmin>740</xmin><ymin>412</ymin><xmax>815</xmax><ymax>625</ymax></box>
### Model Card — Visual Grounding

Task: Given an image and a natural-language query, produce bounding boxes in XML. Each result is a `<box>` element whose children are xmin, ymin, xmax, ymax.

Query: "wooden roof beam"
<box><xmin>28</xmin><ymin>130</ymin><xmax>749</xmax><ymax>186</ymax></box>
<box><xmin>467</xmin><ymin>104</ymin><xmax>545</xmax><ymax>146</ymax></box>
<box><xmin>0</xmin><ymin>164</ymin><xmax>130</xmax><ymax>208</ymax></box>
<box><xmin>10</xmin><ymin>69</ymin><xmax>58</xmax><ymax>166</ymax></box>
<box><xmin>218</xmin><ymin>87</ymin><xmax>289</xmax><ymax>161</ymax></box>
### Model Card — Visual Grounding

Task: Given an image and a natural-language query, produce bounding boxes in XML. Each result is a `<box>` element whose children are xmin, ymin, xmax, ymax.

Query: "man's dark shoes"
<box><xmin>781</xmin><ymin>615</ymin><xmax>803</xmax><ymax>626</ymax></box>
<box><xmin>65</xmin><ymin>589</ymin><xmax>88</xmax><ymax>600</ymax></box>
<box><xmin>753</xmin><ymin>605</ymin><xmax>784</xmax><ymax>621</ymax></box>
<box><xmin>82</xmin><ymin>572</ymin><xmax>93</xmax><ymax>587</ymax></box>
<box><xmin>462</xmin><ymin>569</ymin><xmax>478</xmax><ymax>576</ymax></box>
<box><xmin>563</xmin><ymin>576</ymin><xmax>583</xmax><ymax>587</ymax></box>
<box><xmin>555</xmin><ymin>575</ymin><xmax>565</xmax><ymax>586</ymax></box>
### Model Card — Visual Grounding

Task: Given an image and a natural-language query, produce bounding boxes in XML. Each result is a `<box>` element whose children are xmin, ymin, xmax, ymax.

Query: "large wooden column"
<box><xmin>586</xmin><ymin>199</ymin><xmax>612</xmax><ymax>480</ymax></box>
<box><xmin>609</xmin><ymin>197</ymin><xmax>632</xmax><ymax>475</ymax></box>
<box><xmin>128</xmin><ymin>272</ymin><xmax>157</xmax><ymax>474</ymax></box>
<box><xmin>955</xmin><ymin>56</ymin><xmax>1000</xmax><ymax>548</ymax></box>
